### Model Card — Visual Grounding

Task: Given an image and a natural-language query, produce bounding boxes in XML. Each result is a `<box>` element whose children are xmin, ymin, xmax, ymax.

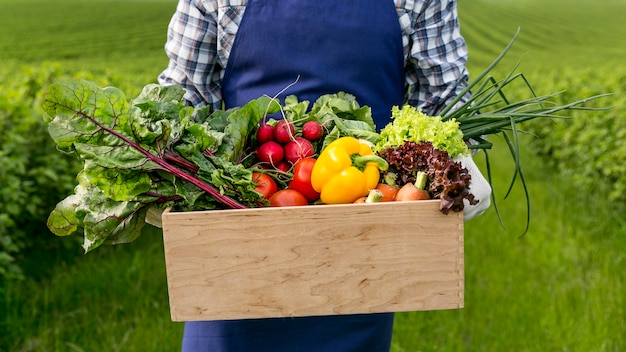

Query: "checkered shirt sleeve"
<box><xmin>397</xmin><ymin>0</ymin><xmax>470</xmax><ymax>115</ymax></box>
<box><xmin>158</xmin><ymin>0</ymin><xmax>245</xmax><ymax>109</ymax></box>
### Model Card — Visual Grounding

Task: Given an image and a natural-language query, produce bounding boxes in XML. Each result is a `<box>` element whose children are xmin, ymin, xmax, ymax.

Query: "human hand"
<box><xmin>454</xmin><ymin>154</ymin><xmax>492</xmax><ymax>221</ymax></box>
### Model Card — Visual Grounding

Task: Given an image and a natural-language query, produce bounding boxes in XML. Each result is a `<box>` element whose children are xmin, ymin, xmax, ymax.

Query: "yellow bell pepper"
<box><xmin>311</xmin><ymin>136</ymin><xmax>388</xmax><ymax>204</ymax></box>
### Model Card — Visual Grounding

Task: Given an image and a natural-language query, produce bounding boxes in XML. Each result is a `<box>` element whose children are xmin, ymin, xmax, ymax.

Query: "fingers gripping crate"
<box><xmin>161</xmin><ymin>200</ymin><xmax>464</xmax><ymax>321</ymax></box>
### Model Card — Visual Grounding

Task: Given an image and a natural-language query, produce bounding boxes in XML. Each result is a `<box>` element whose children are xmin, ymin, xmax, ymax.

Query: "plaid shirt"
<box><xmin>158</xmin><ymin>0</ymin><xmax>469</xmax><ymax>116</ymax></box>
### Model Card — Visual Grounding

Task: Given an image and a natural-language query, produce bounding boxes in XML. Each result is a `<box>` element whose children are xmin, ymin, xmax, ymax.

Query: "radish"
<box><xmin>276</xmin><ymin>161</ymin><xmax>291</xmax><ymax>172</ymax></box>
<box><xmin>256</xmin><ymin>123</ymin><xmax>275</xmax><ymax>144</ymax></box>
<box><xmin>274</xmin><ymin>119</ymin><xmax>295</xmax><ymax>144</ymax></box>
<box><xmin>302</xmin><ymin>120</ymin><xmax>324</xmax><ymax>141</ymax></box>
<box><xmin>284</xmin><ymin>137</ymin><xmax>314</xmax><ymax>164</ymax></box>
<box><xmin>256</xmin><ymin>141</ymin><xmax>284</xmax><ymax>165</ymax></box>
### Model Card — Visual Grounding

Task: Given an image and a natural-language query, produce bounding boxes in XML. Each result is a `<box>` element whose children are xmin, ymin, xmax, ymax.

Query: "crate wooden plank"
<box><xmin>161</xmin><ymin>200</ymin><xmax>464</xmax><ymax>321</ymax></box>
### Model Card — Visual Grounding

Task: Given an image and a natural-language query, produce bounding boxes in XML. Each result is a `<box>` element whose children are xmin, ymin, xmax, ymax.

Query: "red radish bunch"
<box><xmin>254</xmin><ymin>119</ymin><xmax>324</xmax><ymax>170</ymax></box>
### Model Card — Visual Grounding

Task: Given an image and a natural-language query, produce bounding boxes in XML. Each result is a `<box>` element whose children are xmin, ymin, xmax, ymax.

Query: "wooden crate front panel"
<box><xmin>162</xmin><ymin>200</ymin><xmax>464</xmax><ymax>321</ymax></box>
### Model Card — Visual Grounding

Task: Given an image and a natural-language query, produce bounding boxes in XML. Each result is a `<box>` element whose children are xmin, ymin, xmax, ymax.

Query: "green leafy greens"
<box><xmin>42</xmin><ymin>80</ymin><xmax>279</xmax><ymax>252</ymax></box>
<box><xmin>42</xmin><ymin>81</ymin><xmax>379</xmax><ymax>252</ymax></box>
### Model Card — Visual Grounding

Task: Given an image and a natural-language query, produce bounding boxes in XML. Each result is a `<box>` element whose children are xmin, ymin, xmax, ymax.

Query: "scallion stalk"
<box><xmin>440</xmin><ymin>28</ymin><xmax>611</xmax><ymax>235</ymax></box>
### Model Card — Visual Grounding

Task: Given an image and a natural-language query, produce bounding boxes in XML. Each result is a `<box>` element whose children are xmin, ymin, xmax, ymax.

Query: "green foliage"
<box><xmin>460</xmin><ymin>0</ymin><xmax>626</xmax><ymax>209</ymax></box>
<box><xmin>0</xmin><ymin>227</ymin><xmax>183</xmax><ymax>352</ymax></box>
<box><xmin>0</xmin><ymin>0</ymin><xmax>173</xmax><ymax>279</ymax></box>
<box><xmin>521</xmin><ymin>68</ymin><xmax>626</xmax><ymax>203</ymax></box>
<box><xmin>0</xmin><ymin>63</ymin><xmax>163</xmax><ymax>278</ymax></box>
<box><xmin>0</xmin><ymin>63</ymin><xmax>80</xmax><ymax>279</ymax></box>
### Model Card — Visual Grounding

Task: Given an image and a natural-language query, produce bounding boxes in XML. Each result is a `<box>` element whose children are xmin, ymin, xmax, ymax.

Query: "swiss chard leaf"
<box><xmin>42</xmin><ymin>80</ymin><xmax>265</xmax><ymax>252</ymax></box>
<box><xmin>78</xmin><ymin>186</ymin><xmax>149</xmax><ymax>252</ymax></box>
<box><xmin>43</xmin><ymin>81</ymin><xmax>130</xmax><ymax>149</ymax></box>
<box><xmin>82</xmin><ymin>161</ymin><xmax>153</xmax><ymax>202</ymax></box>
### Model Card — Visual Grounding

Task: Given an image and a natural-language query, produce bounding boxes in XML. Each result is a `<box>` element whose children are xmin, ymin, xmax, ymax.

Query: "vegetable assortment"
<box><xmin>42</xmin><ymin>31</ymin><xmax>608</xmax><ymax>250</ymax></box>
<box><xmin>41</xmin><ymin>82</ymin><xmax>383</xmax><ymax>251</ymax></box>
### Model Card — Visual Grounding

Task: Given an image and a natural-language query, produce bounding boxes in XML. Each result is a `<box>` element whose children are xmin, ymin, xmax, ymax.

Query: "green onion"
<box><xmin>440</xmin><ymin>28</ymin><xmax>611</xmax><ymax>235</ymax></box>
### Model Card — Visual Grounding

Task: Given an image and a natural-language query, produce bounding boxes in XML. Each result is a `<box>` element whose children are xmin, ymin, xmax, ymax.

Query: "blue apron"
<box><xmin>182</xmin><ymin>1</ymin><xmax>405</xmax><ymax>351</ymax></box>
<box><xmin>221</xmin><ymin>0</ymin><xmax>405</xmax><ymax>127</ymax></box>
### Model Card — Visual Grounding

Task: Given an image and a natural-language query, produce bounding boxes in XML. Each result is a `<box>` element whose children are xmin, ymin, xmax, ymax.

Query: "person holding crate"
<box><xmin>159</xmin><ymin>0</ymin><xmax>491</xmax><ymax>351</ymax></box>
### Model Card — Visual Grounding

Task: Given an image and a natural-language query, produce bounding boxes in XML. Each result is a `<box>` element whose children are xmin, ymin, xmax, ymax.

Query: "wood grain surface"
<box><xmin>162</xmin><ymin>200</ymin><xmax>464</xmax><ymax>321</ymax></box>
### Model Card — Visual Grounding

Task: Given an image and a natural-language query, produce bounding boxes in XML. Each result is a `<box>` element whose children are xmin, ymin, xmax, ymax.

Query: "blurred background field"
<box><xmin>1</xmin><ymin>0</ymin><xmax>625</xmax><ymax>351</ymax></box>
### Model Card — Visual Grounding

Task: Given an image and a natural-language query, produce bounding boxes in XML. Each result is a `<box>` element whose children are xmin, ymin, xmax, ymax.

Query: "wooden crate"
<box><xmin>161</xmin><ymin>200</ymin><xmax>464</xmax><ymax>322</ymax></box>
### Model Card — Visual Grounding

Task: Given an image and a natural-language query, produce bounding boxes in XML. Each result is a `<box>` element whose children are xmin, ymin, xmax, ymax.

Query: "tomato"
<box><xmin>252</xmin><ymin>172</ymin><xmax>278</xmax><ymax>199</ymax></box>
<box><xmin>269</xmin><ymin>189</ymin><xmax>309</xmax><ymax>207</ymax></box>
<box><xmin>288</xmin><ymin>157</ymin><xmax>320</xmax><ymax>202</ymax></box>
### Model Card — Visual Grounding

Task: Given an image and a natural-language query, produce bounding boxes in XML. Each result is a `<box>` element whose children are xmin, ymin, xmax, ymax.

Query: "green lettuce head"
<box><xmin>374</xmin><ymin>105</ymin><xmax>467</xmax><ymax>157</ymax></box>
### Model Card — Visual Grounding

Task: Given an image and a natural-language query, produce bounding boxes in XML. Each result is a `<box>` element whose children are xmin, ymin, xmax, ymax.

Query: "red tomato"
<box><xmin>288</xmin><ymin>157</ymin><xmax>320</xmax><ymax>202</ymax></box>
<box><xmin>268</xmin><ymin>189</ymin><xmax>308</xmax><ymax>207</ymax></box>
<box><xmin>252</xmin><ymin>172</ymin><xmax>278</xmax><ymax>199</ymax></box>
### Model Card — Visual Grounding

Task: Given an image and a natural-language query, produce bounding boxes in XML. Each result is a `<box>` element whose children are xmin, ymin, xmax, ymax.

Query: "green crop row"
<box><xmin>0</xmin><ymin>0</ymin><xmax>175</xmax><ymax>279</ymax></box>
<box><xmin>0</xmin><ymin>62</ymin><xmax>157</xmax><ymax>279</ymax></box>
<box><xmin>459</xmin><ymin>0</ymin><xmax>626</xmax><ymax>210</ymax></box>
<box><xmin>1</xmin><ymin>63</ymin><xmax>72</xmax><ymax>278</ymax></box>
<box><xmin>520</xmin><ymin>67</ymin><xmax>626</xmax><ymax>203</ymax></box>
<box><xmin>0</xmin><ymin>0</ymin><xmax>174</xmax><ymax>64</ymax></box>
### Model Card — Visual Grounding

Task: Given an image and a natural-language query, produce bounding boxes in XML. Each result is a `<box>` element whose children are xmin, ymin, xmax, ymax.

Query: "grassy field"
<box><xmin>2</xmin><ymin>0</ymin><xmax>626</xmax><ymax>351</ymax></box>
<box><xmin>0</xmin><ymin>0</ymin><xmax>175</xmax><ymax>85</ymax></box>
